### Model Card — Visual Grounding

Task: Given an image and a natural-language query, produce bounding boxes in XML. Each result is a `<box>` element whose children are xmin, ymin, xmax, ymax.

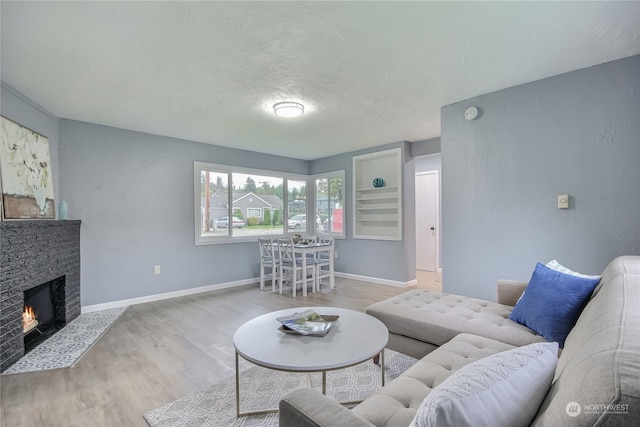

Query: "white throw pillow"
<box><xmin>410</xmin><ymin>342</ymin><xmax>559</xmax><ymax>427</ymax></box>
<box><xmin>545</xmin><ymin>259</ymin><xmax>601</xmax><ymax>280</ymax></box>
<box><xmin>516</xmin><ymin>260</ymin><xmax>600</xmax><ymax>304</ymax></box>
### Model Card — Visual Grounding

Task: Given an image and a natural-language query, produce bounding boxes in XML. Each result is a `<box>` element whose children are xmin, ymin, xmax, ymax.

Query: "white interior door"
<box><xmin>415</xmin><ymin>172</ymin><xmax>438</xmax><ymax>271</ymax></box>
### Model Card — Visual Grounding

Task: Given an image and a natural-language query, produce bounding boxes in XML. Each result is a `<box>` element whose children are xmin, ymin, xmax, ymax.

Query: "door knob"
<box><xmin>430</xmin><ymin>227</ymin><xmax>435</xmax><ymax>230</ymax></box>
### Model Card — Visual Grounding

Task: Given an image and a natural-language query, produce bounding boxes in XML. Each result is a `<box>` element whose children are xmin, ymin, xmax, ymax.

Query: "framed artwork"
<box><xmin>0</xmin><ymin>116</ymin><xmax>55</xmax><ymax>219</ymax></box>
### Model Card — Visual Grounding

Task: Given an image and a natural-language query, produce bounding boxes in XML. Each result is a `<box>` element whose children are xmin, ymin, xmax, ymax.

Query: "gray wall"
<box><xmin>441</xmin><ymin>55</ymin><xmax>640</xmax><ymax>301</ymax></box>
<box><xmin>411</xmin><ymin>137</ymin><xmax>441</xmax><ymax>157</ymax></box>
<box><xmin>1</xmin><ymin>83</ymin><xmax>60</xmax><ymax>213</ymax></box>
<box><xmin>311</xmin><ymin>141</ymin><xmax>415</xmax><ymax>283</ymax></box>
<box><xmin>59</xmin><ymin>120</ymin><xmax>308</xmax><ymax>306</ymax></box>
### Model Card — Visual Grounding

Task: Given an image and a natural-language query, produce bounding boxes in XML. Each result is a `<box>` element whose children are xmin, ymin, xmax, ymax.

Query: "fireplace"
<box><xmin>0</xmin><ymin>220</ymin><xmax>81</xmax><ymax>372</ymax></box>
<box><xmin>23</xmin><ymin>276</ymin><xmax>66</xmax><ymax>353</ymax></box>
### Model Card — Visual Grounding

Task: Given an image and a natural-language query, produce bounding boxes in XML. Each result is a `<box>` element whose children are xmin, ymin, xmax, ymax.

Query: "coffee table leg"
<box><xmin>235</xmin><ymin>351</ymin><xmax>283</xmax><ymax>417</ymax></box>
<box><xmin>322</xmin><ymin>371</ymin><xmax>327</xmax><ymax>394</ymax></box>
<box><xmin>235</xmin><ymin>351</ymin><xmax>240</xmax><ymax>417</ymax></box>
<box><xmin>380</xmin><ymin>349</ymin><xmax>385</xmax><ymax>387</ymax></box>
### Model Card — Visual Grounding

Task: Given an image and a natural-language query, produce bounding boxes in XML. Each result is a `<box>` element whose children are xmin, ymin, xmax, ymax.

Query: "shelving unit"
<box><xmin>353</xmin><ymin>148</ymin><xmax>402</xmax><ymax>240</ymax></box>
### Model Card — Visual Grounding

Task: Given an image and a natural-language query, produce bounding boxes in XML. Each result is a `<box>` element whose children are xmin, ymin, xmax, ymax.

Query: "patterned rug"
<box><xmin>2</xmin><ymin>306</ymin><xmax>129</xmax><ymax>375</ymax></box>
<box><xmin>144</xmin><ymin>350</ymin><xmax>418</xmax><ymax>427</ymax></box>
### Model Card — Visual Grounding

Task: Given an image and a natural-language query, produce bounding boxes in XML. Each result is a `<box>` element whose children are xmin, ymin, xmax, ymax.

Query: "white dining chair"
<box><xmin>303</xmin><ymin>235</ymin><xmax>319</xmax><ymax>262</ymax></box>
<box><xmin>258</xmin><ymin>238</ymin><xmax>279</xmax><ymax>292</ymax></box>
<box><xmin>277</xmin><ymin>238</ymin><xmax>315</xmax><ymax>297</ymax></box>
<box><xmin>314</xmin><ymin>235</ymin><xmax>334</xmax><ymax>290</ymax></box>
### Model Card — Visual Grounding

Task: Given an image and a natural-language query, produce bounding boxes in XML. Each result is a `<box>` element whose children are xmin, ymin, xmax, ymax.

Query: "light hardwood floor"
<box><xmin>0</xmin><ymin>278</ymin><xmax>412</xmax><ymax>427</ymax></box>
<box><xmin>416</xmin><ymin>270</ymin><xmax>442</xmax><ymax>292</ymax></box>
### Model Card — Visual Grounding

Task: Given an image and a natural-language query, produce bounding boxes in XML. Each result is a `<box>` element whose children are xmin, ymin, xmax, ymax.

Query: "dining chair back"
<box><xmin>277</xmin><ymin>238</ymin><xmax>315</xmax><ymax>297</ymax></box>
<box><xmin>258</xmin><ymin>238</ymin><xmax>279</xmax><ymax>292</ymax></box>
<box><xmin>314</xmin><ymin>235</ymin><xmax>334</xmax><ymax>290</ymax></box>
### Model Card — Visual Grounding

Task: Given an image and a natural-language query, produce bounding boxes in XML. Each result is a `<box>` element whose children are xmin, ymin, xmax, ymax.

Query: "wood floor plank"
<box><xmin>0</xmin><ymin>278</ymin><xmax>411</xmax><ymax>426</ymax></box>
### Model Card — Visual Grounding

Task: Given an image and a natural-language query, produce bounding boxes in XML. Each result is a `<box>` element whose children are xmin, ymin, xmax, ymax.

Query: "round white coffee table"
<box><xmin>233</xmin><ymin>307</ymin><xmax>389</xmax><ymax>416</ymax></box>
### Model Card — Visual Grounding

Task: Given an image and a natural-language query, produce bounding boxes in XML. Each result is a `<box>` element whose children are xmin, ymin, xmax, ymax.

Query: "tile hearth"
<box><xmin>2</xmin><ymin>306</ymin><xmax>128</xmax><ymax>375</ymax></box>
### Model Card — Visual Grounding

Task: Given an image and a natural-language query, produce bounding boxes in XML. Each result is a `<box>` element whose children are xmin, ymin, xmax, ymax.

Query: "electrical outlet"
<box><xmin>558</xmin><ymin>194</ymin><xmax>569</xmax><ymax>209</ymax></box>
<box><xmin>334</xmin><ymin>251</ymin><xmax>339</xmax><ymax>259</ymax></box>
<box><xmin>154</xmin><ymin>265</ymin><xmax>161</xmax><ymax>275</ymax></box>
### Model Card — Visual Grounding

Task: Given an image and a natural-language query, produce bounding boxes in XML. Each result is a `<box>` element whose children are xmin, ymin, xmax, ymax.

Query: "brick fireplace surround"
<box><xmin>0</xmin><ymin>221</ymin><xmax>81</xmax><ymax>371</ymax></box>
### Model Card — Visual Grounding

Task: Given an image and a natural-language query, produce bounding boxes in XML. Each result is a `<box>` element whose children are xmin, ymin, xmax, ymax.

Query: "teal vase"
<box><xmin>58</xmin><ymin>199</ymin><xmax>68</xmax><ymax>220</ymax></box>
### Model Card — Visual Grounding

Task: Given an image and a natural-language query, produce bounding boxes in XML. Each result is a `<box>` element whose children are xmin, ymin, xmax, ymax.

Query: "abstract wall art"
<box><xmin>0</xmin><ymin>116</ymin><xmax>55</xmax><ymax>219</ymax></box>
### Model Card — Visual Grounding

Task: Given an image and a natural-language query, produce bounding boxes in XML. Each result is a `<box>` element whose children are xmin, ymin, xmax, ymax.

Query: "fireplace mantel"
<box><xmin>0</xmin><ymin>220</ymin><xmax>81</xmax><ymax>371</ymax></box>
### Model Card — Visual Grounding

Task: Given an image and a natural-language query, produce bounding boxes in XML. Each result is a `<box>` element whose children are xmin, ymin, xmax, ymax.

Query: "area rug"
<box><xmin>2</xmin><ymin>306</ymin><xmax>129</xmax><ymax>375</ymax></box>
<box><xmin>144</xmin><ymin>350</ymin><xmax>418</xmax><ymax>427</ymax></box>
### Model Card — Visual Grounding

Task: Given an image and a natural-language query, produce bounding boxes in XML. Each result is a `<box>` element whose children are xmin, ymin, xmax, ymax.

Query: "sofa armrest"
<box><xmin>496</xmin><ymin>279</ymin><xmax>528</xmax><ymax>306</ymax></box>
<box><xmin>279</xmin><ymin>388</ymin><xmax>375</xmax><ymax>427</ymax></box>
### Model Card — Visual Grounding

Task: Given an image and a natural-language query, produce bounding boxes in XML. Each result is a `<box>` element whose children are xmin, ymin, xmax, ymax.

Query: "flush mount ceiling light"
<box><xmin>273</xmin><ymin>101</ymin><xmax>304</xmax><ymax>118</ymax></box>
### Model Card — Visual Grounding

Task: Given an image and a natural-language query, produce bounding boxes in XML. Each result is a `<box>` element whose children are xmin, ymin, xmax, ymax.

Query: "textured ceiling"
<box><xmin>2</xmin><ymin>1</ymin><xmax>639</xmax><ymax>160</ymax></box>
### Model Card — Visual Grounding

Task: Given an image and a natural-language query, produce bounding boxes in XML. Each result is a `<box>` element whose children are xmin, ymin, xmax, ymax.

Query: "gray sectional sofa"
<box><xmin>279</xmin><ymin>255</ymin><xmax>639</xmax><ymax>427</ymax></box>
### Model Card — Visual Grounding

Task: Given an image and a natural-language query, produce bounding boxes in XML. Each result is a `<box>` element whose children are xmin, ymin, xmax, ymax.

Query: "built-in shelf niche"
<box><xmin>353</xmin><ymin>148</ymin><xmax>402</xmax><ymax>240</ymax></box>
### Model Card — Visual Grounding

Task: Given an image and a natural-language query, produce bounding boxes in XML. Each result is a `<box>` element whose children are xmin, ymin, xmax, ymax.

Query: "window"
<box><xmin>199</xmin><ymin>170</ymin><xmax>230</xmax><ymax>238</ymax></box>
<box><xmin>195</xmin><ymin>162</ymin><xmax>313</xmax><ymax>245</ymax></box>
<box><xmin>232</xmin><ymin>172</ymin><xmax>283</xmax><ymax>230</ymax></box>
<box><xmin>247</xmin><ymin>208</ymin><xmax>262</xmax><ymax>219</ymax></box>
<box><xmin>287</xmin><ymin>179</ymin><xmax>310</xmax><ymax>232</ymax></box>
<box><xmin>314</xmin><ymin>170</ymin><xmax>345</xmax><ymax>238</ymax></box>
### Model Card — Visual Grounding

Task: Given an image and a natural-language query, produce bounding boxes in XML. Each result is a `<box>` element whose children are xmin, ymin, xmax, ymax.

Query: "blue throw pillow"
<box><xmin>509</xmin><ymin>263</ymin><xmax>601</xmax><ymax>347</ymax></box>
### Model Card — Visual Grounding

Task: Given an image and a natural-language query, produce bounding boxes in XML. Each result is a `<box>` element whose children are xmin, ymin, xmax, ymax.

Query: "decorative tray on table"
<box><xmin>276</xmin><ymin>309</ymin><xmax>339</xmax><ymax>337</ymax></box>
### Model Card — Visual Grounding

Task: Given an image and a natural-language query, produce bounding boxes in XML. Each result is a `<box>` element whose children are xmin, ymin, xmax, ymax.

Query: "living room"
<box><xmin>1</xmin><ymin>2</ymin><xmax>639</xmax><ymax>426</ymax></box>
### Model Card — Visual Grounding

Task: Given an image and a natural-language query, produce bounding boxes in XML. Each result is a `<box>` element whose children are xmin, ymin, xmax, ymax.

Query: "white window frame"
<box><xmin>194</xmin><ymin>162</ymin><xmax>311</xmax><ymax>245</ymax></box>
<box><xmin>311</xmin><ymin>170</ymin><xmax>346</xmax><ymax>239</ymax></box>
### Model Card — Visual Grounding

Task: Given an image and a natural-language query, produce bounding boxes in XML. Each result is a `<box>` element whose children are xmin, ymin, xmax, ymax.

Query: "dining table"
<box><xmin>293</xmin><ymin>241</ymin><xmax>335</xmax><ymax>296</ymax></box>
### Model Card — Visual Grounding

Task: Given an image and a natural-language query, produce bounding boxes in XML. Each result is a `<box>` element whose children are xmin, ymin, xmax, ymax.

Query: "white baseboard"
<box><xmin>82</xmin><ymin>272</ymin><xmax>415</xmax><ymax>313</ymax></box>
<box><xmin>81</xmin><ymin>277</ymin><xmax>259</xmax><ymax>313</ymax></box>
<box><xmin>406</xmin><ymin>279</ymin><xmax>419</xmax><ymax>287</ymax></box>
<box><xmin>334</xmin><ymin>272</ymin><xmax>415</xmax><ymax>288</ymax></box>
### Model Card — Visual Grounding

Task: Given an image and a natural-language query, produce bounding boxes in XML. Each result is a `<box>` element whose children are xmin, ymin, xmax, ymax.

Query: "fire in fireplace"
<box><xmin>22</xmin><ymin>276</ymin><xmax>67</xmax><ymax>353</ymax></box>
<box><xmin>23</xmin><ymin>306</ymin><xmax>38</xmax><ymax>333</ymax></box>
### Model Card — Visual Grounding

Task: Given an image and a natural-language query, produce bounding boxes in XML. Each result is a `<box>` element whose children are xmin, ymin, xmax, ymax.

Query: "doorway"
<box><xmin>415</xmin><ymin>171</ymin><xmax>439</xmax><ymax>272</ymax></box>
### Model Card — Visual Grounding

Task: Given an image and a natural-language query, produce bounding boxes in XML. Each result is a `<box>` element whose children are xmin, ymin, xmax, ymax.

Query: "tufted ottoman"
<box><xmin>365</xmin><ymin>289</ymin><xmax>545</xmax><ymax>359</ymax></box>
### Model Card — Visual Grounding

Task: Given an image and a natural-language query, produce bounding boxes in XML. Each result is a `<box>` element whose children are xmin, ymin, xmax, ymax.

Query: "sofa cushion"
<box><xmin>509</xmin><ymin>263</ymin><xmax>600</xmax><ymax>347</ymax></box>
<box><xmin>352</xmin><ymin>334</ymin><xmax>515</xmax><ymax>427</ymax></box>
<box><xmin>366</xmin><ymin>290</ymin><xmax>544</xmax><ymax>349</ymax></box>
<box><xmin>410</xmin><ymin>342</ymin><xmax>559</xmax><ymax>427</ymax></box>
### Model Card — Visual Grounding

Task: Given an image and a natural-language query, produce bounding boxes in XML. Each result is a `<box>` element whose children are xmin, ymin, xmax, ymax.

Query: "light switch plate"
<box><xmin>558</xmin><ymin>194</ymin><xmax>569</xmax><ymax>209</ymax></box>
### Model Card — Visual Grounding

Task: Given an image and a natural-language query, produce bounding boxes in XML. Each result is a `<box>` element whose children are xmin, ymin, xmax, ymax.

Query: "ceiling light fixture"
<box><xmin>273</xmin><ymin>101</ymin><xmax>304</xmax><ymax>118</ymax></box>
